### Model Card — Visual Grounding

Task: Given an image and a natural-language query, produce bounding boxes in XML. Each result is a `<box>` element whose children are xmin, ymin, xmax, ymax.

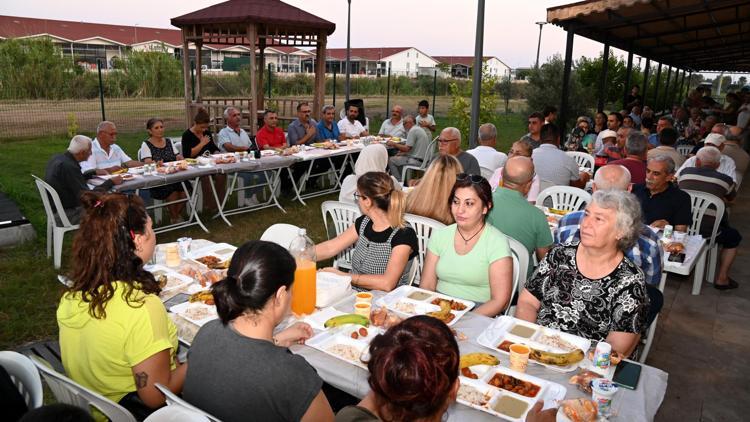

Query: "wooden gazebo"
<box><xmin>171</xmin><ymin>0</ymin><xmax>335</xmax><ymax>133</ymax></box>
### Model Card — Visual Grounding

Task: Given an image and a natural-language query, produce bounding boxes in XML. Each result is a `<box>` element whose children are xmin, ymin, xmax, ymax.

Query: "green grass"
<box><xmin>0</xmin><ymin>114</ymin><xmax>526</xmax><ymax>350</ymax></box>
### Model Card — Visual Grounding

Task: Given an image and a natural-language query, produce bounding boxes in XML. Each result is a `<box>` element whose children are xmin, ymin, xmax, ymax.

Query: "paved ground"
<box><xmin>650</xmin><ymin>179</ymin><xmax>750</xmax><ymax>421</ymax></box>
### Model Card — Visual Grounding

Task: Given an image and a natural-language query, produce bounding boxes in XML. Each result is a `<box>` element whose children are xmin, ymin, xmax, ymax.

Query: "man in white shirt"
<box><xmin>80</xmin><ymin>121</ymin><xmax>140</xmax><ymax>174</ymax></box>
<box><xmin>378</xmin><ymin>105</ymin><xmax>406</xmax><ymax>138</ymax></box>
<box><xmin>467</xmin><ymin>123</ymin><xmax>507</xmax><ymax>174</ymax></box>
<box><xmin>337</xmin><ymin>104</ymin><xmax>369</xmax><ymax>139</ymax></box>
<box><xmin>217</xmin><ymin>107</ymin><xmax>254</xmax><ymax>152</ymax></box>
<box><xmin>532</xmin><ymin>123</ymin><xmax>590</xmax><ymax>189</ymax></box>
<box><xmin>676</xmin><ymin>133</ymin><xmax>737</xmax><ymax>183</ymax></box>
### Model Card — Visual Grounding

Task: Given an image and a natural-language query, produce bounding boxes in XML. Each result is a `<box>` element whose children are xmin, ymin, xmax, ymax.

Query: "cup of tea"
<box><xmin>509</xmin><ymin>344</ymin><xmax>530</xmax><ymax>373</ymax></box>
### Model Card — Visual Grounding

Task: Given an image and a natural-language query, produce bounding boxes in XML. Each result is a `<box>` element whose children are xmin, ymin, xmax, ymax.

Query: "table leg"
<box><xmin>207</xmin><ymin>176</ymin><xmax>232</xmax><ymax>227</ymax></box>
<box><xmin>288</xmin><ymin>165</ymin><xmax>309</xmax><ymax>206</ymax></box>
<box><xmin>183</xmin><ymin>179</ymin><xmax>209</xmax><ymax>233</ymax></box>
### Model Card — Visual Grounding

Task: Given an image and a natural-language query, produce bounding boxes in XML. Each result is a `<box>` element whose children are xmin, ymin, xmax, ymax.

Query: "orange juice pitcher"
<box><xmin>289</xmin><ymin>229</ymin><xmax>317</xmax><ymax>315</ymax></box>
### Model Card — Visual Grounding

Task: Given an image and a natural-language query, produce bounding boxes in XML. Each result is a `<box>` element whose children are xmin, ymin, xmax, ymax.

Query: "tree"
<box><xmin>447</xmin><ymin>65</ymin><xmax>498</xmax><ymax>140</ymax></box>
<box><xmin>525</xmin><ymin>55</ymin><xmax>593</xmax><ymax>129</ymax></box>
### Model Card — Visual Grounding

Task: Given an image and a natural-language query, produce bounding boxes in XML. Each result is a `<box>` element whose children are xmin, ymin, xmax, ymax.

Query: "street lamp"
<box><xmin>534</xmin><ymin>21</ymin><xmax>547</xmax><ymax>68</ymax></box>
<box><xmin>345</xmin><ymin>0</ymin><xmax>352</xmax><ymax>102</ymax></box>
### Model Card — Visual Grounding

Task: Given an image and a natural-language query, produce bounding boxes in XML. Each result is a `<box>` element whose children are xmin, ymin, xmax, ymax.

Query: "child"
<box><xmin>415</xmin><ymin>99</ymin><xmax>436</xmax><ymax>138</ymax></box>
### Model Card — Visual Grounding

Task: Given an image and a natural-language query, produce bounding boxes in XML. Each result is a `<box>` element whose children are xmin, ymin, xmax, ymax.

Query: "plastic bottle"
<box><xmin>288</xmin><ymin>228</ymin><xmax>317</xmax><ymax>315</ymax></box>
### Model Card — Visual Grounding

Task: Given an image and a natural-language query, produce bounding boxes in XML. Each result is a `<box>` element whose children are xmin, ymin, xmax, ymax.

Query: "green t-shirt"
<box><xmin>427</xmin><ymin>223</ymin><xmax>510</xmax><ymax>302</ymax></box>
<box><xmin>487</xmin><ymin>188</ymin><xmax>553</xmax><ymax>276</ymax></box>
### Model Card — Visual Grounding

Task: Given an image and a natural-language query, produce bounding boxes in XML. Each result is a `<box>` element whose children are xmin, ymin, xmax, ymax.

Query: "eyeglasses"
<box><xmin>353</xmin><ymin>192</ymin><xmax>363</xmax><ymax>202</ymax></box>
<box><xmin>438</xmin><ymin>138</ymin><xmax>459</xmax><ymax>144</ymax></box>
<box><xmin>456</xmin><ymin>173</ymin><xmax>484</xmax><ymax>184</ymax></box>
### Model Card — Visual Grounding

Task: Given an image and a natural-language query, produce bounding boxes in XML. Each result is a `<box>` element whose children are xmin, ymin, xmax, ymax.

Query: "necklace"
<box><xmin>457</xmin><ymin>223</ymin><xmax>484</xmax><ymax>245</ymax></box>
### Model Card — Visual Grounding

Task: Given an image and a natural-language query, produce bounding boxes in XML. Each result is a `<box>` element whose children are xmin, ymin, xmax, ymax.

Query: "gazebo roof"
<box><xmin>171</xmin><ymin>0</ymin><xmax>335</xmax><ymax>36</ymax></box>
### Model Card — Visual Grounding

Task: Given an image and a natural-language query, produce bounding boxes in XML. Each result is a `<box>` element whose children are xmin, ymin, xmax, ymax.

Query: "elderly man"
<box><xmin>521</xmin><ymin>112</ymin><xmax>544</xmax><ymax>149</ymax></box>
<box><xmin>437</xmin><ymin>127</ymin><xmax>480</xmax><ymax>175</ymax></box>
<box><xmin>45</xmin><ymin>135</ymin><xmax>122</xmax><ymax>224</ymax></box>
<box><xmin>467</xmin><ymin>123</ymin><xmax>508</xmax><ymax>173</ymax></box>
<box><xmin>287</xmin><ymin>102</ymin><xmax>318</xmax><ymax>146</ymax></box>
<box><xmin>690</xmin><ymin>121</ymin><xmax>725</xmax><ymax>155</ymax></box>
<box><xmin>80</xmin><ymin>121</ymin><xmax>140</xmax><ymax>174</ymax></box>
<box><xmin>609</xmin><ymin>131</ymin><xmax>648</xmax><ymax>184</ymax></box>
<box><xmin>255</xmin><ymin>110</ymin><xmax>286</xmax><ymax>150</ymax></box>
<box><xmin>677</xmin><ymin>134</ymin><xmax>737</xmax><ymax>183</ymax></box>
<box><xmin>556</xmin><ymin>165</ymin><xmax>663</xmax><ymax>287</ymax></box>
<box><xmin>316</xmin><ymin>105</ymin><xmax>345</xmax><ymax>141</ymax></box>
<box><xmin>722</xmin><ymin>126</ymin><xmax>749</xmax><ymax>183</ymax></box>
<box><xmin>532</xmin><ymin>123</ymin><xmax>589</xmax><ymax>189</ymax></box>
<box><xmin>647</xmin><ymin>127</ymin><xmax>684</xmax><ymax>168</ymax></box>
<box><xmin>487</xmin><ymin>156</ymin><xmax>552</xmax><ymax>275</ymax></box>
<box><xmin>217</xmin><ymin>107</ymin><xmax>254</xmax><ymax>153</ymax></box>
<box><xmin>338</xmin><ymin>104</ymin><xmax>368</xmax><ymax>139</ymax></box>
<box><xmin>678</xmin><ymin>147</ymin><xmax>742</xmax><ymax>290</ymax></box>
<box><xmin>633</xmin><ymin>155</ymin><xmax>692</xmax><ymax>232</ymax></box>
<box><xmin>387</xmin><ymin>115</ymin><xmax>430</xmax><ymax>179</ymax></box>
<box><xmin>378</xmin><ymin>105</ymin><xmax>406</xmax><ymax>138</ymax></box>
<box><xmin>594</xmin><ymin>112</ymin><xmax>623</xmax><ymax>154</ymax></box>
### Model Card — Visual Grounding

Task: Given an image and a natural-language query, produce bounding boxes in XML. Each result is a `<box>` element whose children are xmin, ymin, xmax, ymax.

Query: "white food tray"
<box><xmin>170</xmin><ymin>301</ymin><xmax>218</xmax><ymax>326</ymax></box>
<box><xmin>375</xmin><ymin>285</ymin><xmax>474</xmax><ymax>326</ymax></box>
<box><xmin>305</xmin><ymin>324</ymin><xmax>383</xmax><ymax>370</ymax></box>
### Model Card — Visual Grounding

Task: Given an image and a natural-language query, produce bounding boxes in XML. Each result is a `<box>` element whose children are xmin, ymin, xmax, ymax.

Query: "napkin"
<box><xmin>316</xmin><ymin>271</ymin><xmax>352</xmax><ymax>308</ymax></box>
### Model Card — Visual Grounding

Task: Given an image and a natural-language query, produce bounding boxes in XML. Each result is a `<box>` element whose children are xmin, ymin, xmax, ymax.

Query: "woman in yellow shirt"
<box><xmin>57</xmin><ymin>192</ymin><xmax>185</xmax><ymax>420</ymax></box>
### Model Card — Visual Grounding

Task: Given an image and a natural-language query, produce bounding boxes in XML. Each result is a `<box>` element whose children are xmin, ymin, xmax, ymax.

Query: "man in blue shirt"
<box><xmin>316</xmin><ymin>105</ymin><xmax>344</xmax><ymax>141</ymax></box>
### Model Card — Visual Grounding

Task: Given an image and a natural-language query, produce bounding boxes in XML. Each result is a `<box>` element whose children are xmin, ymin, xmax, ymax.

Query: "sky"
<box><xmin>0</xmin><ymin>0</ymin><xmax>744</xmax><ymax>80</ymax></box>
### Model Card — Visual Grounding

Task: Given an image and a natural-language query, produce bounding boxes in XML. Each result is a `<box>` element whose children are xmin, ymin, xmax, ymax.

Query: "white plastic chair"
<box><xmin>58</xmin><ymin>274</ymin><xmax>73</xmax><ymax>287</ymax></box>
<box><xmin>684</xmin><ymin>190</ymin><xmax>725</xmax><ymax>294</ymax></box>
<box><xmin>480</xmin><ymin>166</ymin><xmax>495</xmax><ymax>180</ymax></box>
<box><xmin>154</xmin><ymin>384</ymin><xmax>222</xmax><ymax>422</ymax></box>
<box><xmin>403</xmin><ymin>213</ymin><xmax>446</xmax><ymax>285</ymax></box>
<box><xmin>676</xmin><ymin>144</ymin><xmax>693</xmax><ymax>158</ymax></box>
<box><xmin>0</xmin><ymin>351</ymin><xmax>43</xmax><ymax>409</ymax></box>
<box><xmin>32</xmin><ymin>175</ymin><xmax>80</xmax><ymax>269</ymax></box>
<box><xmin>145</xmin><ymin>405</ymin><xmax>211</xmax><ymax>422</ymax></box>
<box><xmin>321</xmin><ymin>201</ymin><xmax>362</xmax><ymax>270</ymax></box>
<box><xmin>565</xmin><ymin>151</ymin><xmax>595</xmax><ymax>171</ymax></box>
<box><xmin>401</xmin><ymin>136</ymin><xmax>438</xmax><ymax>183</ymax></box>
<box><xmin>535</xmin><ymin>186</ymin><xmax>592</xmax><ymax>213</ymax></box>
<box><xmin>260</xmin><ymin>223</ymin><xmax>302</xmax><ymax>249</ymax></box>
<box><xmin>639</xmin><ymin>273</ymin><xmax>666</xmax><ymax>363</ymax></box>
<box><xmin>504</xmin><ymin>236</ymin><xmax>530</xmax><ymax>317</ymax></box>
<box><xmin>30</xmin><ymin>356</ymin><xmax>136</xmax><ymax>422</ymax></box>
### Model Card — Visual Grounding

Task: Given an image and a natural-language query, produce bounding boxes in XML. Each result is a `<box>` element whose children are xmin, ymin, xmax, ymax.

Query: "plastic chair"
<box><xmin>32</xmin><ymin>175</ymin><xmax>80</xmax><ymax>269</ymax></box>
<box><xmin>321</xmin><ymin>201</ymin><xmax>362</xmax><ymax>270</ymax></box>
<box><xmin>639</xmin><ymin>272</ymin><xmax>666</xmax><ymax>363</ymax></box>
<box><xmin>535</xmin><ymin>186</ymin><xmax>592</xmax><ymax>213</ymax></box>
<box><xmin>504</xmin><ymin>236</ymin><xmax>530</xmax><ymax>317</ymax></box>
<box><xmin>144</xmin><ymin>405</ymin><xmax>211</xmax><ymax>422</ymax></box>
<box><xmin>154</xmin><ymin>384</ymin><xmax>221</xmax><ymax>422</ymax></box>
<box><xmin>401</xmin><ymin>136</ymin><xmax>438</xmax><ymax>183</ymax></box>
<box><xmin>676</xmin><ymin>144</ymin><xmax>693</xmax><ymax>158</ymax></box>
<box><xmin>684</xmin><ymin>190</ymin><xmax>725</xmax><ymax>294</ymax></box>
<box><xmin>0</xmin><ymin>351</ymin><xmax>43</xmax><ymax>409</ymax></box>
<box><xmin>480</xmin><ymin>166</ymin><xmax>495</xmax><ymax>180</ymax></box>
<box><xmin>403</xmin><ymin>213</ymin><xmax>446</xmax><ymax>285</ymax></box>
<box><xmin>565</xmin><ymin>151</ymin><xmax>595</xmax><ymax>171</ymax></box>
<box><xmin>58</xmin><ymin>274</ymin><xmax>73</xmax><ymax>287</ymax></box>
<box><xmin>30</xmin><ymin>356</ymin><xmax>137</xmax><ymax>422</ymax></box>
<box><xmin>260</xmin><ymin>223</ymin><xmax>302</xmax><ymax>249</ymax></box>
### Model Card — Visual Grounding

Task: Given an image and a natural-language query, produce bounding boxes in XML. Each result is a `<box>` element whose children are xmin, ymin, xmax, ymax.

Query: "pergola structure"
<box><xmin>171</xmin><ymin>0</ymin><xmax>335</xmax><ymax>133</ymax></box>
<box><xmin>546</xmin><ymin>0</ymin><xmax>750</xmax><ymax>135</ymax></box>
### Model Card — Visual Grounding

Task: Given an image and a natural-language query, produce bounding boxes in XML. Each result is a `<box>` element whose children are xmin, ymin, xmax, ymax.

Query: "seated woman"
<box><xmin>181</xmin><ymin>107</ymin><xmax>226</xmax><ymax>212</ymax></box>
<box><xmin>57</xmin><ymin>192</ymin><xmax>184</xmax><ymax>420</ymax></box>
<box><xmin>317</xmin><ymin>172</ymin><xmax>418</xmax><ymax>292</ymax></box>
<box><xmin>420</xmin><ymin>175</ymin><xmax>513</xmax><ymax>316</ymax></box>
<box><xmin>488</xmin><ymin>139</ymin><xmax>541</xmax><ymax>202</ymax></box>
<box><xmin>183</xmin><ymin>240</ymin><xmax>333</xmax><ymax>422</ymax></box>
<box><xmin>335</xmin><ymin>316</ymin><xmax>459</xmax><ymax>422</ymax></box>
<box><xmin>516</xmin><ymin>190</ymin><xmax>650</xmax><ymax>357</ymax></box>
<box><xmin>139</xmin><ymin>118</ymin><xmax>186</xmax><ymax>221</ymax></box>
<box><xmin>405</xmin><ymin>155</ymin><xmax>463</xmax><ymax>225</ymax></box>
<box><xmin>339</xmin><ymin>144</ymin><xmax>400</xmax><ymax>204</ymax></box>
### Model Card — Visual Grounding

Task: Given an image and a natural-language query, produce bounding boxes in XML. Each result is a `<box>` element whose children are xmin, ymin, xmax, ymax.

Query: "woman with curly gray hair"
<box><xmin>517</xmin><ymin>189</ymin><xmax>650</xmax><ymax>357</ymax></box>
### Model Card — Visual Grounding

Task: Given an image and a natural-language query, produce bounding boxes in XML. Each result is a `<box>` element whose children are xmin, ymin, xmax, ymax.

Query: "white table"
<box><xmin>661</xmin><ymin>234</ymin><xmax>707</xmax><ymax>295</ymax></box>
<box><xmin>287</xmin><ymin>143</ymin><xmax>363</xmax><ymax>206</ymax></box>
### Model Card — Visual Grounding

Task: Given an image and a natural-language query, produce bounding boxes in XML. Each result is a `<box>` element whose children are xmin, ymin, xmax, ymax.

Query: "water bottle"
<box><xmin>288</xmin><ymin>229</ymin><xmax>317</xmax><ymax>315</ymax></box>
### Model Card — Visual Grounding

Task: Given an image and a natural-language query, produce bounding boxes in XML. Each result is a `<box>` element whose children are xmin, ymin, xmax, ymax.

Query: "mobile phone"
<box><xmin>668</xmin><ymin>253</ymin><xmax>686</xmax><ymax>263</ymax></box>
<box><xmin>613</xmin><ymin>360</ymin><xmax>642</xmax><ymax>390</ymax></box>
<box><xmin>164</xmin><ymin>293</ymin><xmax>190</xmax><ymax>309</ymax></box>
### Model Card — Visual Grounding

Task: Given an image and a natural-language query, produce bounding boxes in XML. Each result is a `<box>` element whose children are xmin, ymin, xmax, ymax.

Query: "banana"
<box><xmin>529</xmin><ymin>348</ymin><xmax>585</xmax><ymax>366</ymax></box>
<box><xmin>460</xmin><ymin>353</ymin><xmax>500</xmax><ymax>369</ymax></box>
<box><xmin>324</xmin><ymin>314</ymin><xmax>370</xmax><ymax>328</ymax></box>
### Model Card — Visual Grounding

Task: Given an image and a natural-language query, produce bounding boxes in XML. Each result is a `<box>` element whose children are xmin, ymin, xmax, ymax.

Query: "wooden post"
<box><xmin>246</xmin><ymin>23</ymin><xmax>258</xmax><ymax>134</ymax></box>
<box><xmin>181</xmin><ymin>30</ymin><xmax>193</xmax><ymax>128</ymax></box>
<box><xmin>313</xmin><ymin>33</ymin><xmax>327</xmax><ymax>121</ymax></box>
<box><xmin>559</xmin><ymin>28</ymin><xmax>575</xmax><ymax>138</ymax></box>
<box><xmin>258</xmin><ymin>37</ymin><xmax>266</xmax><ymax>111</ymax></box>
<box><xmin>597</xmin><ymin>40</ymin><xmax>610</xmax><ymax>113</ymax></box>
<box><xmin>195</xmin><ymin>40</ymin><xmax>203</xmax><ymax>103</ymax></box>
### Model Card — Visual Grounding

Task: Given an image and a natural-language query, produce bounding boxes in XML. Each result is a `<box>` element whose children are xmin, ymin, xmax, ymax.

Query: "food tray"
<box><xmin>147</xmin><ymin>264</ymin><xmax>195</xmax><ymax>297</ymax></box>
<box><xmin>170</xmin><ymin>301</ymin><xmax>218</xmax><ymax>327</ymax></box>
<box><xmin>476</xmin><ymin>316</ymin><xmax>591</xmax><ymax>373</ymax></box>
<box><xmin>457</xmin><ymin>366</ymin><xmax>566</xmax><ymax>421</ymax></box>
<box><xmin>187</xmin><ymin>243</ymin><xmax>236</xmax><ymax>267</ymax></box>
<box><xmin>305</xmin><ymin>325</ymin><xmax>383</xmax><ymax>370</ymax></box>
<box><xmin>374</xmin><ymin>285</ymin><xmax>475</xmax><ymax>326</ymax></box>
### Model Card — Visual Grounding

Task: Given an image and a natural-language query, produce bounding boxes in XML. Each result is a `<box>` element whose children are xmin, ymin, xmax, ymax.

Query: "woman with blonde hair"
<box><xmin>405</xmin><ymin>155</ymin><xmax>463</xmax><ymax>225</ymax></box>
<box><xmin>317</xmin><ymin>172</ymin><xmax>418</xmax><ymax>291</ymax></box>
<box><xmin>339</xmin><ymin>144</ymin><xmax>401</xmax><ymax>203</ymax></box>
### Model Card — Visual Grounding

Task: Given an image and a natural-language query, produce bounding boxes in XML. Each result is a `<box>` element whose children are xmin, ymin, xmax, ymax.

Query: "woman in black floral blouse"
<box><xmin>516</xmin><ymin>190</ymin><xmax>650</xmax><ymax>357</ymax></box>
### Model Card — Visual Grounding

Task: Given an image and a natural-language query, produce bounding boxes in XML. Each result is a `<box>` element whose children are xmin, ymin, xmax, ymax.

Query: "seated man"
<box><xmin>44</xmin><ymin>135</ymin><xmax>122</xmax><ymax>224</ymax></box>
<box><xmin>647</xmin><ymin>127</ymin><xmax>684</xmax><ymax>168</ymax></box>
<box><xmin>678</xmin><ymin>134</ymin><xmax>737</xmax><ymax>183</ymax></box>
<box><xmin>255</xmin><ymin>110</ymin><xmax>286</xmax><ymax>150</ymax></box>
<box><xmin>487</xmin><ymin>156</ymin><xmax>552</xmax><ymax>276</ymax></box>
<box><xmin>608</xmin><ymin>131</ymin><xmax>648</xmax><ymax>184</ymax></box>
<box><xmin>488</xmin><ymin>139</ymin><xmax>542</xmax><ymax>202</ymax></box>
<box><xmin>287</xmin><ymin>102</ymin><xmax>318</xmax><ymax>146</ymax></box>
<box><xmin>467</xmin><ymin>123</ymin><xmax>508</xmax><ymax>173</ymax></box>
<box><xmin>556</xmin><ymin>164</ymin><xmax>662</xmax><ymax>287</ymax></box>
<box><xmin>633</xmin><ymin>155</ymin><xmax>692</xmax><ymax>232</ymax></box>
<box><xmin>678</xmin><ymin>147</ymin><xmax>742</xmax><ymax>290</ymax></box>
<box><xmin>378</xmin><ymin>105</ymin><xmax>406</xmax><ymax>138</ymax></box>
<box><xmin>316</xmin><ymin>105</ymin><xmax>345</xmax><ymax>141</ymax></box>
<box><xmin>437</xmin><ymin>127</ymin><xmax>480</xmax><ymax>175</ymax></box>
<box><xmin>80</xmin><ymin>121</ymin><xmax>140</xmax><ymax>174</ymax></box>
<box><xmin>338</xmin><ymin>104</ymin><xmax>369</xmax><ymax>139</ymax></box>
<box><xmin>217</xmin><ymin>107</ymin><xmax>255</xmax><ymax>153</ymax></box>
<box><xmin>722</xmin><ymin>126</ymin><xmax>749</xmax><ymax>184</ymax></box>
<box><xmin>387</xmin><ymin>115</ymin><xmax>430</xmax><ymax>180</ymax></box>
<box><xmin>521</xmin><ymin>112</ymin><xmax>544</xmax><ymax>149</ymax></box>
<box><xmin>532</xmin><ymin>123</ymin><xmax>590</xmax><ymax>189</ymax></box>
<box><xmin>648</xmin><ymin>116</ymin><xmax>673</xmax><ymax>148</ymax></box>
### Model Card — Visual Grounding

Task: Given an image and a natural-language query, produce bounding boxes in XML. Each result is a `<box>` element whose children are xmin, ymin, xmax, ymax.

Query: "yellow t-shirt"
<box><xmin>57</xmin><ymin>281</ymin><xmax>177</xmax><ymax>404</ymax></box>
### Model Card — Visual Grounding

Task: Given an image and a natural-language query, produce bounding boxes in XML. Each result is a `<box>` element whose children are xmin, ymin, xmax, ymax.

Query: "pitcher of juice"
<box><xmin>289</xmin><ymin>228</ymin><xmax>317</xmax><ymax>315</ymax></box>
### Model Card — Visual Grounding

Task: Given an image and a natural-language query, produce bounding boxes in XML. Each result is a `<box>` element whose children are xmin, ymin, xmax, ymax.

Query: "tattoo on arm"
<box><xmin>134</xmin><ymin>371</ymin><xmax>148</xmax><ymax>389</ymax></box>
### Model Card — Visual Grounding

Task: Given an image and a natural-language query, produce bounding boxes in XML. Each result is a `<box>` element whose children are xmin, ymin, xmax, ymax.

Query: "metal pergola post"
<box><xmin>597</xmin><ymin>40</ymin><xmax>610</xmax><ymax>113</ymax></box>
<box><xmin>642</xmin><ymin>58</ymin><xmax>651</xmax><ymax>107</ymax></box>
<box><xmin>469</xmin><ymin>0</ymin><xmax>486</xmax><ymax>149</ymax></box>
<box><xmin>345</xmin><ymin>0</ymin><xmax>351</xmax><ymax>102</ymax></box>
<box><xmin>622</xmin><ymin>50</ymin><xmax>634</xmax><ymax>110</ymax></box>
<box><xmin>559</xmin><ymin>28</ymin><xmax>575</xmax><ymax>139</ymax></box>
<box><xmin>652</xmin><ymin>63</ymin><xmax>662</xmax><ymax>110</ymax></box>
<box><xmin>686</xmin><ymin>70</ymin><xmax>693</xmax><ymax>96</ymax></box>
<box><xmin>662</xmin><ymin>66</ymin><xmax>672</xmax><ymax>113</ymax></box>
<box><xmin>385</xmin><ymin>64</ymin><xmax>391</xmax><ymax>117</ymax></box>
<box><xmin>677</xmin><ymin>70</ymin><xmax>686</xmax><ymax>103</ymax></box>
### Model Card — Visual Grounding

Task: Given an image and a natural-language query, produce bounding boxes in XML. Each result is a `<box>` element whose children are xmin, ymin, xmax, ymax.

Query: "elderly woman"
<box><xmin>405</xmin><ymin>155</ymin><xmax>463</xmax><ymax>225</ymax></box>
<box><xmin>420</xmin><ymin>175</ymin><xmax>513</xmax><ymax>316</ymax></box>
<box><xmin>139</xmin><ymin>118</ymin><xmax>186</xmax><ymax>221</ymax></box>
<box><xmin>488</xmin><ymin>139</ymin><xmax>542</xmax><ymax>202</ymax></box>
<box><xmin>516</xmin><ymin>190</ymin><xmax>650</xmax><ymax>356</ymax></box>
<box><xmin>339</xmin><ymin>144</ymin><xmax>400</xmax><ymax>203</ymax></box>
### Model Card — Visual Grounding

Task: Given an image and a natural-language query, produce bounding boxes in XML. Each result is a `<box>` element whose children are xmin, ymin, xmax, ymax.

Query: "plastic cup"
<box><xmin>591</xmin><ymin>378</ymin><xmax>619</xmax><ymax>416</ymax></box>
<box><xmin>593</xmin><ymin>341</ymin><xmax>612</xmax><ymax>370</ymax></box>
<box><xmin>355</xmin><ymin>292</ymin><xmax>373</xmax><ymax>304</ymax></box>
<box><xmin>673</xmin><ymin>231</ymin><xmax>686</xmax><ymax>243</ymax></box>
<box><xmin>165</xmin><ymin>243</ymin><xmax>181</xmax><ymax>267</ymax></box>
<box><xmin>354</xmin><ymin>302</ymin><xmax>371</xmax><ymax>317</ymax></box>
<box><xmin>508</xmin><ymin>344</ymin><xmax>530</xmax><ymax>373</ymax></box>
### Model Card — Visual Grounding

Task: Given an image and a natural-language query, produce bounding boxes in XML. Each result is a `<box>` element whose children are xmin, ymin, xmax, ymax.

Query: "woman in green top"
<box><xmin>420</xmin><ymin>174</ymin><xmax>513</xmax><ymax>316</ymax></box>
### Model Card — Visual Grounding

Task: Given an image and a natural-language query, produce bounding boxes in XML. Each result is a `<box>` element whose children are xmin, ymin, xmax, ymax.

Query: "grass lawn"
<box><xmin>0</xmin><ymin>114</ymin><xmax>526</xmax><ymax>350</ymax></box>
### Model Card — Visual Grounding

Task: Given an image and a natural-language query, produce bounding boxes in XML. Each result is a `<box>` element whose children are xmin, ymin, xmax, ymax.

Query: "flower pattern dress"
<box><xmin>525</xmin><ymin>243</ymin><xmax>649</xmax><ymax>341</ymax></box>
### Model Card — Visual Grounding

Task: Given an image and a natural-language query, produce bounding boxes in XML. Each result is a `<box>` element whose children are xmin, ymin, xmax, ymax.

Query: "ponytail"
<box><xmin>357</xmin><ymin>172</ymin><xmax>406</xmax><ymax>229</ymax></box>
<box><xmin>387</xmin><ymin>189</ymin><xmax>406</xmax><ymax>229</ymax></box>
